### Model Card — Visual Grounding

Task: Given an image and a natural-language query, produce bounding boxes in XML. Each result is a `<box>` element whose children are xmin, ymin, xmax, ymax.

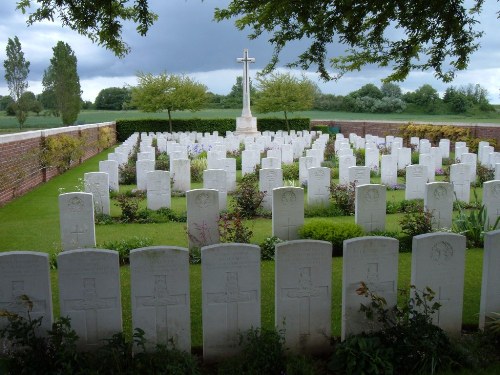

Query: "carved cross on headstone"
<box><xmin>136</xmin><ymin>274</ymin><xmax>187</xmax><ymax>343</ymax></box>
<box><xmin>236</xmin><ymin>49</ymin><xmax>255</xmax><ymax>117</ymax></box>
<box><xmin>0</xmin><ymin>281</ymin><xmax>46</xmax><ymax>315</ymax></box>
<box><xmin>71</xmin><ymin>224</ymin><xmax>87</xmax><ymax>246</ymax></box>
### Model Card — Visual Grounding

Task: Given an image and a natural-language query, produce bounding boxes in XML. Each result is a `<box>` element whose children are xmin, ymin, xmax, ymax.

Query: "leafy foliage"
<box><xmin>41</xmin><ymin>134</ymin><xmax>84</xmax><ymax>172</ymax></box>
<box><xmin>298</xmin><ymin>219</ymin><xmax>364</xmax><ymax>256</ymax></box>
<box><xmin>231</xmin><ymin>173</ymin><xmax>266</xmax><ymax>218</ymax></box>
<box><xmin>218</xmin><ymin>210</ymin><xmax>253</xmax><ymax>244</ymax></box>
<box><xmin>399</xmin><ymin>207</ymin><xmax>434</xmax><ymax>251</ymax></box>
<box><xmin>95</xmin><ymin>86</ymin><xmax>131</xmax><ymax>110</ymax></box>
<box><xmin>452</xmin><ymin>201</ymin><xmax>500</xmax><ymax>248</ymax></box>
<box><xmin>329</xmin><ymin>182</ymin><xmax>356</xmax><ymax>215</ymax></box>
<box><xmin>100</xmin><ymin>236</ymin><xmax>153</xmax><ymax>265</ymax></box>
<box><xmin>259</xmin><ymin>236</ymin><xmax>283</xmax><ymax>261</ymax></box>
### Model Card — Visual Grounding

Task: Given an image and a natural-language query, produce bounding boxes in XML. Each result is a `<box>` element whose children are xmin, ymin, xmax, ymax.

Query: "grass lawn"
<box><xmin>0</xmin><ymin>146</ymin><xmax>488</xmax><ymax>351</ymax></box>
<box><xmin>1</xmin><ymin>108</ymin><xmax>500</xmax><ymax>133</ymax></box>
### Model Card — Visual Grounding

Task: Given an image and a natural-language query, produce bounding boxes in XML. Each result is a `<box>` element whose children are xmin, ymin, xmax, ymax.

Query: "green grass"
<box><xmin>1</xmin><ymin>107</ymin><xmax>500</xmax><ymax>132</ymax></box>
<box><xmin>0</xmin><ymin>147</ymin><xmax>489</xmax><ymax>350</ymax></box>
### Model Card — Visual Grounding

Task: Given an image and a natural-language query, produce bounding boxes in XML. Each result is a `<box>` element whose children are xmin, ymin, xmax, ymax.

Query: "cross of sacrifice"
<box><xmin>136</xmin><ymin>274</ymin><xmax>187</xmax><ymax>344</ymax></box>
<box><xmin>236</xmin><ymin>49</ymin><xmax>255</xmax><ymax>117</ymax></box>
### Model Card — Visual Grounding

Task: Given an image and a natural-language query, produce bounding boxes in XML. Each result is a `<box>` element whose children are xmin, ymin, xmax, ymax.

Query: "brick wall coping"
<box><xmin>0</xmin><ymin>122</ymin><xmax>116</xmax><ymax>144</ymax></box>
<box><xmin>311</xmin><ymin>119</ymin><xmax>500</xmax><ymax>128</ymax></box>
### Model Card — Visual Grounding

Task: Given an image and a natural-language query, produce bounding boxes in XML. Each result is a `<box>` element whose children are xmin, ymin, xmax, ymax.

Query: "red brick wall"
<box><xmin>0</xmin><ymin>122</ymin><xmax>116</xmax><ymax>206</ymax></box>
<box><xmin>311</xmin><ymin>120</ymin><xmax>500</xmax><ymax>147</ymax></box>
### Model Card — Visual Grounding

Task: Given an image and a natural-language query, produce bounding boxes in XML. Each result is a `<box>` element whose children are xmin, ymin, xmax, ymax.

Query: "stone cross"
<box><xmin>237</xmin><ymin>49</ymin><xmax>255</xmax><ymax>117</ymax></box>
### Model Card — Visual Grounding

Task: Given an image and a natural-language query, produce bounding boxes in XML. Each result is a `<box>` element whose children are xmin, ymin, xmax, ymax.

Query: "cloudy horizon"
<box><xmin>0</xmin><ymin>0</ymin><xmax>499</xmax><ymax>103</ymax></box>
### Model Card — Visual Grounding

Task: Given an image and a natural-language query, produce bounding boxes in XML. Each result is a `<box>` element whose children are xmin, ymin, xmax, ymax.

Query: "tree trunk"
<box><xmin>284</xmin><ymin>110</ymin><xmax>289</xmax><ymax>133</ymax></box>
<box><xmin>168</xmin><ymin>109</ymin><xmax>172</xmax><ymax>133</ymax></box>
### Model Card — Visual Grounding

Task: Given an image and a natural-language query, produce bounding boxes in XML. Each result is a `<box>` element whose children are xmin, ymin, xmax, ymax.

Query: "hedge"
<box><xmin>115</xmin><ymin>118</ymin><xmax>310</xmax><ymax>142</ymax></box>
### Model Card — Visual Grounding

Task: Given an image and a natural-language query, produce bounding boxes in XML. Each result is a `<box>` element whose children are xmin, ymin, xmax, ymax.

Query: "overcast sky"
<box><xmin>0</xmin><ymin>0</ymin><xmax>499</xmax><ymax>103</ymax></box>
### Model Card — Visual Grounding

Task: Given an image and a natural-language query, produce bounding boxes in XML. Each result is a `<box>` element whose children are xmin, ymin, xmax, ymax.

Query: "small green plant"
<box><xmin>191</xmin><ymin>157</ymin><xmax>207</xmax><ymax>183</ymax></box>
<box><xmin>282</xmin><ymin>163</ymin><xmax>299</xmax><ymax>180</ymax></box>
<box><xmin>189</xmin><ymin>247</ymin><xmax>201</xmax><ymax>264</ymax></box>
<box><xmin>486</xmin><ymin>312</ymin><xmax>500</xmax><ymax>335</ymax></box>
<box><xmin>298</xmin><ymin>219</ymin><xmax>364</xmax><ymax>256</ymax></box>
<box><xmin>40</xmin><ymin>134</ymin><xmax>85</xmax><ymax>172</ymax></box>
<box><xmin>218</xmin><ymin>210</ymin><xmax>253</xmax><ymax>243</ymax></box>
<box><xmin>259</xmin><ymin>236</ymin><xmax>283</xmax><ymax>260</ymax></box>
<box><xmin>399</xmin><ymin>207</ymin><xmax>434</xmax><ymax>250</ymax></box>
<box><xmin>475</xmin><ymin>164</ymin><xmax>494</xmax><ymax>186</ymax></box>
<box><xmin>232</xmin><ymin>173</ymin><xmax>266</xmax><ymax>218</ymax></box>
<box><xmin>100</xmin><ymin>236</ymin><xmax>153</xmax><ymax>265</ymax></box>
<box><xmin>452</xmin><ymin>202</ymin><xmax>500</xmax><ymax>248</ymax></box>
<box><xmin>115</xmin><ymin>192</ymin><xmax>141</xmax><ymax>222</ymax></box>
<box><xmin>329</xmin><ymin>182</ymin><xmax>356</xmax><ymax>215</ymax></box>
<box><xmin>155</xmin><ymin>152</ymin><xmax>169</xmax><ymax>171</ymax></box>
<box><xmin>119</xmin><ymin>162</ymin><xmax>137</xmax><ymax>185</ymax></box>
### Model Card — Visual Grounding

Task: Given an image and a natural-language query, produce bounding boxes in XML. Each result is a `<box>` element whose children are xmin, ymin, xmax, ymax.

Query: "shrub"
<box><xmin>399</xmin><ymin>199</ymin><xmax>424</xmax><ymax>213</ymax></box>
<box><xmin>155</xmin><ymin>152</ymin><xmax>169</xmax><ymax>171</ymax></box>
<box><xmin>476</xmin><ymin>164</ymin><xmax>494</xmax><ymax>186</ymax></box>
<box><xmin>218</xmin><ymin>210</ymin><xmax>253</xmax><ymax>243</ymax></box>
<box><xmin>329</xmin><ymin>182</ymin><xmax>356</xmax><ymax>215</ymax></box>
<box><xmin>98</xmin><ymin>126</ymin><xmax>114</xmax><ymax>149</ymax></box>
<box><xmin>259</xmin><ymin>236</ymin><xmax>283</xmax><ymax>261</ymax></box>
<box><xmin>354</xmin><ymin>148</ymin><xmax>365</xmax><ymax>165</ymax></box>
<box><xmin>282</xmin><ymin>163</ymin><xmax>299</xmax><ymax>180</ymax></box>
<box><xmin>100</xmin><ymin>236</ymin><xmax>153</xmax><ymax>265</ymax></box>
<box><xmin>304</xmin><ymin>204</ymin><xmax>344</xmax><ymax>217</ymax></box>
<box><xmin>399</xmin><ymin>208</ymin><xmax>434</xmax><ymax>251</ymax></box>
<box><xmin>191</xmin><ymin>157</ymin><xmax>207</xmax><ymax>183</ymax></box>
<box><xmin>119</xmin><ymin>163</ymin><xmax>137</xmax><ymax>185</ymax></box>
<box><xmin>40</xmin><ymin>134</ymin><xmax>84</xmax><ymax>172</ymax></box>
<box><xmin>232</xmin><ymin>173</ymin><xmax>266</xmax><ymax>218</ymax></box>
<box><xmin>452</xmin><ymin>202</ymin><xmax>500</xmax><ymax>248</ymax></box>
<box><xmin>298</xmin><ymin>219</ymin><xmax>364</xmax><ymax>256</ymax></box>
<box><xmin>115</xmin><ymin>193</ymin><xmax>141</xmax><ymax>222</ymax></box>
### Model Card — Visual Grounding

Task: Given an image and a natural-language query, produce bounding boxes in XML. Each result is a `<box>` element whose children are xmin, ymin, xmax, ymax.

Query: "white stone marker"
<box><xmin>425</xmin><ymin>182</ymin><xmax>453</xmax><ymax>230</ymax></box>
<box><xmin>299</xmin><ymin>156</ymin><xmax>315</xmax><ymax>185</ymax></box>
<box><xmin>130</xmin><ymin>246</ymin><xmax>190</xmax><ymax>351</ymax></box>
<box><xmin>84</xmin><ymin>172</ymin><xmax>110</xmax><ymax>215</ymax></box>
<box><xmin>241</xmin><ymin>149</ymin><xmax>259</xmax><ymax>175</ymax></box>
<box><xmin>171</xmin><ymin>158</ymin><xmax>190</xmax><ymax>192</ymax></box>
<box><xmin>411</xmin><ymin>233</ymin><xmax>466</xmax><ymax>336</ymax></box>
<box><xmin>136</xmin><ymin>159</ymin><xmax>155</xmax><ymax>191</ymax></box>
<box><xmin>419</xmin><ymin>153</ymin><xmax>435</xmax><ymax>182</ymax></box>
<box><xmin>59</xmin><ymin>192</ymin><xmax>96</xmax><ymax>251</ymax></box>
<box><xmin>365</xmin><ymin>147</ymin><xmax>380</xmax><ymax>172</ymax></box>
<box><xmin>450</xmin><ymin>163</ymin><xmax>471</xmax><ymax>203</ymax></box>
<box><xmin>380</xmin><ymin>154</ymin><xmax>397</xmax><ymax>186</ymax></box>
<box><xmin>348</xmin><ymin>166</ymin><xmax>370</xmax><ymax>186</ymax></box>
<box><xmin>261</xmin><ymin>157</ymin><xmax>281</xmax><ymax>169</ymax></box>
<box><xmin>217</xmin><ymin>158</ymin><xmax>237</xmax><ymax>192</ymax></box>
<box><xmin>431</xmin><ymin>146</ymin><xmax>443</xmax><ymax>170</ymax></box>
<box><xmin>479</xmin><ymin>230</ymin><xmax>500</xmax><ymax>330</ymax></box>
<box><xmin>272</xmin><ymin>187</ymin><xmax>304</xmax><ymax>240</ymax></box>
<box><xmin>281</xmin><ymin>144</ymin><xmax>294</xmax><ymax>164</ymax></box>
<box><xmin>99</xmin><ymin>160</ymin><xmax>119</xmax><ymax>192</ymax></box>
<box><xmin>307</xmin><ymin>167</ymin><xmax>331</xmax><ymax>206</ymax></box>
<box><xmin>355</xmin><ymin>184</ymin><xmax>386</xmax><ymax>232</ymax></box>
<box><xmin>405</xmin><ymin>164</ymin><xmax>428</xmax><ymax>200</ymax></box>
<box><xmin>0</xmin><ymin>252</ymin><xmax>53</xmax><ymax>344</ymax></box>
<box><xmin>275</xmin><ymin>240</ymin><xmax>332</xmax><ymax>353</ymax></box>
<box><xmin>483</xmin><ymin>180</ymin><xmax>500</xmax><ymax>227</ymax></box>
<box><xmin>339</xmin><ymin>154</ymin><xmax>356</xmax><ymax>185</ymax></box>
<box><xmin>202</xmin><ymin>243</ymin><xmax>261</xmax><ymax>361</ymax></box>
<box><xmin>439</xmin><ymin>139</ymin><xmax>450</xmax><ymax>158</ymax></box>
<box><xmin>259</xmin><ymin>168</ymin><xmax>283</xmax><ymax>211</ymax></box>
<box><xmin>397</xmin><ymin>147</ymin><xmax>412</xmax><ymax>170</ymax></box>
<box><xmin>58</xmin><ymin>249</ymin><xmax>122</xmax><ymax>350</ymax></box>
<box><xmin>496</xmin><ymin>164</ymin><xmax>500</xmax><ymax>180</ymax></box>
<box><xmin>147</xmin><ymin>170</ymin><xmax>171</xmax><ymax>210</ymax></box>
<box><xmin>203</xmin><ymin>169</ymin><xmax>227</xmax><ymax>210</ymax></box>
<box><xmin>342</xmin><ymin>237</ymin><xmax>398</xmax><ymax>340</ymax></box>
<box><xmin>186</xmin><ymin>189</ymin><xmax>220</xmax><ymax>248</ymax></box>
<box><xmin>460</xmin><ymin>153</ymin><xmax>477</xmax><ymax>181</ymax></box>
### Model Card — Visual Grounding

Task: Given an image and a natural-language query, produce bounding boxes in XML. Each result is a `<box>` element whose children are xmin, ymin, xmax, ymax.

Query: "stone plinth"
<box><xmin>235</xmin><ymin>116</ymin><xmax>259</xmax><ymax>136</ymax></box>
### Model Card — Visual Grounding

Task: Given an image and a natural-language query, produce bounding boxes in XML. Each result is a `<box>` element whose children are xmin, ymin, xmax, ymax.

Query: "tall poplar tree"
<box><xmin>3</xmin><ymin>36</ymin><xmax>30</xmax><ymax>128</ymax></box>
<box><xmin>43</xmin><ymin>41</ymin><xmax>82</xmax><ymax>125</ymax></box>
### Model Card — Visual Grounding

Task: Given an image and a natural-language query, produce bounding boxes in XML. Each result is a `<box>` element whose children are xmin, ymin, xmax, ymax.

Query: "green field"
<box><xmin>1</xmin><ymin>108</ymin><xmax>500</xmax><ymax>133</ymax></box>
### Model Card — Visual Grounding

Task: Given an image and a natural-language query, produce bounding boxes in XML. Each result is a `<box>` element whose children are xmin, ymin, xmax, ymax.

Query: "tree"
<box><xmin>43</xmin><ymin>41</ymin><xmax>82</xmax><ymax>125</ymax></box>
<box><xmin>95</xmin><ymin>87</ymin><xmax>131</xmax><ymax>110</ymax></box>
<box><xmin>16</xmin><ymin>1</ymin><xmax>493</xmax><ymax>83</ymax></box>
<box><xmin>350</xmin><ymin>84</ymin><xmax>383</xmax><ymax>99</ymax></box>
<box><xmin>37</xmin><ymin>89</ymin><xmax>59</xmax><ymax>116</ymax></box>
<box><xmin>254</xmin><ymin>72</ymin><xmax>316</xmax><ymax>132</ymax></box>
<box><xmin>381</xmin><ymin>82</ymin><xmax>402</xmax><ymax>98</ymax></box>
<box><xmin>130</xmin><ymin>72</ymin><xmax>207</xmax><ymax>132</ymax></box>
<box><xmin>3</xmin><ymin>36</ymin><xmax>30</xmax><ymax>128</ymax></box>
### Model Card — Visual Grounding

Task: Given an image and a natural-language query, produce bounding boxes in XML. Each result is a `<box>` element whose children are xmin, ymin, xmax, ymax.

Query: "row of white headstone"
<box><xmin>2</xmin><ymin>231</ymin><xmax>499</xmax><ymax>360</ymax></box>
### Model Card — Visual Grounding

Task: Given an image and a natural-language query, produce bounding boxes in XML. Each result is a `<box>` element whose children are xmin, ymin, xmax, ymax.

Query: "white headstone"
<box><xmin>0</xmin><ymin>252</ymin><xmax>53</xmax><ymax>345</ymax></box>
<box><xmin>171</xmin><ymin>159</ymin><xmax>191</xmax><ymax>192</ymax></box>
<box><xmin>405</xmin><ymin>164</ymin><xmax>427</xmax><ymax>200</ymax></box>
<box><xmin>397</xmin><ymin>147</ymin><xmax>412</xmax><ymax>170</ymax></box>
<box><xmin>58</xmin><ymin>249</ymin><xmax>122</xmax><ymax>350</ymax></box>
<box><xmin>411</xmin><ymin>233</ymin><xmax>466</xmax><ymax>336</ymax></box>
<box><xmin>339</xmin><ymin>155</ymin><xmax>356</xmax><ymax>185</ymax></box>
<box><xmin>479</xmin><ymin>230</ymin><xmax>500</xmax><ymax>330</ymax></box>
<box><xmin>348</xmin><ymin>166</ymin><xmax>370</xmax><ymax>186</ymax></box>
<box><xmin>380</xmin><ymin>155</ymin><xmax>397</xmax><ymax>186</ymax></box>
<box><xmin>482</xmin><ymin>180</ymin><xmax>500</xmax><ymax>228</ymax></box>
<box><xmin>259</xmin><ymin>168</ymin><xmax>284</xmax><ymax>211</ymax></box>
<box><xmin>450</xmin><ymin>163</ymin><xmax>471</xmax><ymax>203</ymax></box>
<box><xmin>275</xmin><ymin>240</ymin><xmax>332</xmax><ymax>353</ymax></box>
<box><xmin>307</xmin><ymin>167</ymin><xmax>331</xmax><ymax>206</ymax></box>
<box><xmin>272</xmin><ymin>187</ymin><xmax>305</xmax><ymax>240</ymax></box>
<box><xmin>99</xmin><ymin>160</ymin><xmax>119</xmax><ymax>192</ymax></box>
<box><xmin>84</xmin><ymin>172</ymin><xmax>110</xmax><ymax>215</ymax></box>
<box><xmin>496</xmin><ymin>164</ymin><xmax>500</xmax><ymax>180</ymax></box>
<box><xmin>202</xmin><ymin>243</ymin><xmax>261</xmax><ymax>361</ymax></box>
<box><xmin>425</xmin><ymin>182</ymin><xmax>453</xmax><ymax>230</ymax></box>
<box><xmin>459</xmin><ymin>153</ymin><xmax>477</xmax><ymax>182</ymax></box>
<box><xmin>419</xmin><ymin>153</ymin><xmax>435</xmax><ymax>182</ymax></box>
<box><xmin>365</xmin><ymin>148</ymin><xmax>380</xmax><ymax>172</ymax></box>
<box><xmin>299</xmin><ymin>156</ymin><xmax>315</xmax><ymax>185</ymax></box>
<box><xmin>281</xmin><ymin>144</ymin><xmax>294</xmax><ymax>164</ymax></box>
<box><xmin>342</xmin><ymin>237</ymin><xmax>398</xmax><ymax>340</ymax></box>
<box><xmin>136</xmin><ymin>159</ymin><xmax>155</xmax><ymax>191</ymax></box>
<box><xmin>130</xmin><ymin>246</ymin><xmax>191</xmax><ymax>351</ymax></box>
<box><xmin>203</xmin><ymin>169</ymin><xmax>227</xmax><ymax>211</ymax></box>
<box><xmin>217</xmin><ymin>158</ymin><xmax>237</xmax><ymax>192</ymax></box>
<box><xmin>261</xmin><ymin>157</ymin><xmax>281</xmax><ymax>169</ymax></box>
<box><xmin>147</xmin><ymin>170</ymin><xmax>171</xmax><ymax>210</ymax></box>
<box><xmin>355</xmin><ymin>184</ymin><xmax>386</xmax><ymax>232</ymax></box>
<box><xmin>186</xmin><ymin>189</ymin><xmax>220</xmax><ymax>248</ymax></box>
<box><xmin>59</xmin><ymin>192</ymin><xmax>96</xmax><ymax>251</ymax></box>
<box><xmin>439</xmin><ymin>139</ymin><xmax>450</xmax><ymax>158</ymax></box>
